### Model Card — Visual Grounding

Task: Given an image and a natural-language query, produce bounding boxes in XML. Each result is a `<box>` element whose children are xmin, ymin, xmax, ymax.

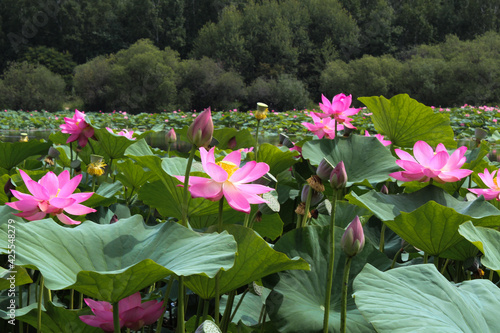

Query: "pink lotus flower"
<box><xmin>79</xmin><ymin>292</ymin><xmax>163</xmax><ymax>332</ymax></box>
<box><xmin>314</xmin><ymin>93</ymin><xmax>360</xmax><ymax>128</ymax></box>
<box><xmin>59</xmin><ymin>109</ymin><xmax>94</xmax><ymax>147</ymax></box>
<box><xmin>6</xmin><ymin>170</ymin><xmax>95</xmax><ymax>225</ymax></box>
<box><xmin>468</xmin><ymin>169</ymin><xmax>500</xmax><ymax>200</ymax></box>
<box><xmin>106</xmin><ymin>127</ymin><xmax>135</xmax><ymax>140</ymax></box>
<box><xmin>364</xmin><ymin>130</ymin><xmax>391</xmax><ymax>146</ymax></box>
<box><xmin>389</xmin><ymin>141</ymin><xmax>473</xmax><ymax>183</ymax></box>
<box><xmin>176</xmin><ymin>147</ymin><xmax>273</xmax><ymax>213</ymax></box>
<box><xmin>302</xmin><ymin>113</ymin><xmax>344</xmax><ymax>139</ymax></box>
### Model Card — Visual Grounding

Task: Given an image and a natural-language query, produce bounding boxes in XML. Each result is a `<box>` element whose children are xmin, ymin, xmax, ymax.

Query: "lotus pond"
<box><xmin>0</xmin><ymin>93</ymin><xmax>500</xmax><ymax>333</ymax></box>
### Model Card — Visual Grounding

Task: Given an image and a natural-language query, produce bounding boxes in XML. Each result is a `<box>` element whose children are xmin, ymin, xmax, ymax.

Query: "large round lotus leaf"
<box><xmin>0</xmin><ymin>266</ymin><xmax>32</xmax><ymax>289</ymax></box>
<box><xmin>184</xmin><ymin>225</ymin><xmax>309</xmax><ymax>299</ymax></box>
<box><xmin>0</xmin><ymin>302</ymin><xmax>101</xmax><ymax>333</ymax></box>
<box><xmin>257</xmin><ymin>143</ymin><xmax>299</xmax><ymax>176</ymax></box>
<box><xmin>347</xmin><ymin>185</ymin><xmax>500</xmax><ymax>222</ymax></box>
<box><xmin>302</xmin><ymin>135</ymin><xmax>399</xmax><ymax>186</ymax></box>
<box><xmin>358</xmin><ymin>94</ymin><xmax>456</xmax><ymax>148</ymax></box>
<box><xmin>0</xmin><ymin>208</ymin><xmax>236</xmax><ymax>303</ymax></box>
<box><xmin>0</xmin><ymin>140</ymin><xmax>52</xmax><ymax>170</ymax></box>
<box><xmin>353</xmin><ymin>264</ymin><xmax>500</xmax><ymax>332</ymax></box>
<box><xmin>459</xmin><ymin>221</ymin><xmax>500</xmax><ymax>273</ymax></box>
<box><xmin>262</xmin><ymin>225</ymin><xmax>390</xmax><ymax>332</ymax></box>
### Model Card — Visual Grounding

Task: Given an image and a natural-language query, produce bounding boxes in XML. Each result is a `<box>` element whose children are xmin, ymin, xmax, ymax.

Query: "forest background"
<box><xmin>0</xmin><ymin>0</ymin><xmax>500</xmax><ymax>113</ymax></box>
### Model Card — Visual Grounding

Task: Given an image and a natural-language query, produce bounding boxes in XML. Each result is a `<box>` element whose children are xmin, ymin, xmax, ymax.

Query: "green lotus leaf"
<box><xmin>458</xmin><ymin>221</ymin><xmax>500</xmax><ymax>273</ymax></box>
<box><xmin>214</xmin><ymin>128</ymin><xmax>255</xmax><ymax>149</ymax></box>
<box><xmin>437</xmin><ymin>238</ymin><xmax>480</xmax><ymax>261</ymax></box>
<box><xmin>0</xmin><ymin>301</ymin><xmax>101</xmax><ymax>333</ymax></box>
<box><xmin>0</xmin><ymin>140</ymin><xmax>52</xmax><ymax>171</ymax></box>
<box><xmin>127</xmin><ymin>139</ymin><xmax>219</xmax><ymax>220</ymax></box>
<box><xmin>114</xmin><ymin>158</ymin><xmax>157</xmax><ymax>189</ymax></box>
<box><xmin>359</xmin><ymin>94</ymin><xmax>456</xmax><ymax>148</ymax></box>
<box><xmin>347</xmin><ymin>185</ymin><xmax>500</xmax><ymax>222</ymax></box>
<box><xmin>257</xmin><ymin>143</ymin><xmax>298</xmax><ymax>176</ymax></box>
<box><xmin>220</xmin><ymin>292</ymin><xmax>265</xmax><ymax>326</ymax></box>
<box><xmin>81</xmin><ymin>181</ymin><xmax>122</xmax><ymax>208</ymax></box>
<box><xmin>353</xmin><ymin>264</ymin><xmax>500</xmax><ymax>332</ymax></box>
<box><xmin>302</xmin><ymin>135</ymin><xmax>399</xmax><ymax>186</ymax></box>
<box><xmin>0</xmin><ymin>266</ymin><xmax>32</xmax><ymax>290</ymax></box>
<box><xmin>262</xmin><ymin>225</ymin><xmax>390</xmax><ymax>332</ymax></box>
<box><xmin>0</xmin><ymin>209</ymin><xmax>236</xmax><ymax>303</ymax></box>
<box><xmin>184</xmin><ymin>225</ymin><xmax>309</xmax><ymax>299</ymax></box>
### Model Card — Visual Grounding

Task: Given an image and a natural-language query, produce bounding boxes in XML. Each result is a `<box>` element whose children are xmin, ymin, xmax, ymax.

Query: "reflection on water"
<box><xmin>1</xmin><ymin>130</ymin><xmax>498</xmax><ymax>162</ymax></box>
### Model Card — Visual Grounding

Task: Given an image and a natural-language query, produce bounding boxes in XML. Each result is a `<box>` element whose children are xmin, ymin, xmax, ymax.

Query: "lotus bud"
<box><xmin>187</xmin><ymin>107</ymin><xmax>214</xmax><ymax>148</ymax></box>
<box><xmin>317</xmin><ymin>158</ymin><xmax>334</xmax><ymax>181</ymax></box>
<box><xmin>255</xmin><ymin>102</ymin><xmax>268</xmax><ymax>120</ymax></box>
<box><xmin>380</xmin><ymin>185</ymin><xmax>389</xmax><ymax>195</ymax></box>
<box><xmin>330</xmin><ymin>161</ymin><xmax>347</xmax><ymax>190</ymax></box>
<box><xmin>341</xmin><ymin>216</ymin><xmax>365</xmax><ymax>257</ymax></box>
<box><xmin>4</xmin><ymin>178</ymin><xmax>15</xmax><ymax>200</ymax></box>
<box><xmin>227</xmin><ymin>136</ymin><xmax>237</xmax><ymax>149</ymax></box>
<box><xmin>301</xmin><ymin>185</ymin><xmax>324</xmax><ymax>206</ymax></box>
<box><xmin>166</xmin><ymin>128</ymin><xmax>177</xmax><ymax>144</ymax></box>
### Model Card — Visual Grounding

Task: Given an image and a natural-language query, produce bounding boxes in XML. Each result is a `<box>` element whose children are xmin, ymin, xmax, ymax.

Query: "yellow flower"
<box><xmin>19</xmin><ymin>133</ymin><xmax>28</xmax><ymax>142</ymax></box>
<box><xmin>87</xmin><ymin>161</ymin><xmax>107</xmax><ymax>176</ymax></box>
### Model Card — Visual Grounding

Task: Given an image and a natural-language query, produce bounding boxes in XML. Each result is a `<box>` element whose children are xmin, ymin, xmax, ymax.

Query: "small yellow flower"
<box><xmin>19</xmin><ymin>133</ymin><xmax>28</xmax><ymax>142</ymax></box>
<box><xmin>87</xmin><ymin>160</ymin><xmax>107</xmax><ymax>176</ymax></box>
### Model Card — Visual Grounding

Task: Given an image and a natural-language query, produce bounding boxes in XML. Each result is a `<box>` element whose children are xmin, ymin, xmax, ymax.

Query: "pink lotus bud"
<box><xmin>4</xmin><ymin>178</ymin><xmax>15</xmax><ymax>200</ymax></box>
<box><xmin>166</xmin><ymin>128</ymin><xmax>177</xmax><ymax>144</ymax></box>
<box><xmin>187</xmin><ymin>107</ymin><xmax>213</xmax><ymax>148</ymax></box>
<box><xmin>380</xmin><ymin>185</ymin><xmax>389</xmax><ymax>194</ymax></box>
<box><xmin>301</xmin><ymin>185</ymin><xmax>324</xmax><ymax>206</ymax></box>
<box><xmin>341</xmin><ymin>216</ymin><xmax>365</xmax><ymax>257</ymax></box>
<box><xmin>330</xmin><ymin>161</ymin><xmax>347</xmax><ymax>190</ymax></box>
<box><xmin>227</xmin><ymin>136</ymin><xmax>237</xmax><ymax>149</ymax></box>
<box><xmin>317</xmin><ymin>158</ymin><xmax>334</xmax><ymax>181</ymax></box>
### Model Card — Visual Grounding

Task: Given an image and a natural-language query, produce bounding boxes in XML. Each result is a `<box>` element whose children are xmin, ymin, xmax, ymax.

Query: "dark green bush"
<box><xmin>0</xmin><ymin>61</ymin><xmax>65</xmax><ymax>111</ymax></box>
<box><xmin>73</xmin><ymin>56</ymin><xmax>113</xmax><ymax>111</ymax></box>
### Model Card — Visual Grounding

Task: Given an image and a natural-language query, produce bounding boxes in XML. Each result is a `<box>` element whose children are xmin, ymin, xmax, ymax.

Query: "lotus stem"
<box><xmin>440</xmin><ymin>258</ymin><xmax>450</xmax><ymax>275</ymax></box>
<box><xmin>379</xmin><ymin>223</ymin><xmax>386</xmax><ymax>252</ymax></box>
<box><xmin>340</xmin><ymin>257</ymin><xmax>353</xmax><ymax>333</ymax></box>
<box><xmin>113</xmin><ymin>301</ymin><xmax>120</xmax><ymax>333</ymax></box>
<box><xmin>156</xmin><ymin>276</ymin><xmax>175</xmax><ymax>333</ymax></box>
<box><xmin>201</xmin><ymin>298</ymin><xmax>210</xmax><ymax>323</ymax></box>
<box><xmin>391</xmin><ymin>247</ymin><xmax>403</xmax><ymax>269</ymax></box>
<box><xmin>254</xmin><ymin>119</ymin><xmax>261</xmax><ymax>161</ymax></box>
<box><xmin>489</xmin><ymin>269</ymin><xmax>494</xmax><ymax>281</ymax></box>
<box><xmin>181</xmin><ymin>146</ymin><xmax>197</xmax><ymax>228</ymax></box>
<box><xmin>70</xmin><ymin>289</ymin><xmax>74</xmax><ymax>310</ymax></box>
<box><xmin>215</xmin><ymin>272</ymin><xmax>221</xmax><ymax>326</ymax></box>
<box><xmin>322</xmin><ymin>191</ymin><xmax>337</xmax><ymax>333</ymax></box>
<box><xmin>230</xmin><ymin>288</ymin><xmax>249</xmax><ymax>323</ymax></box>
<box><xmin>194</xmin><ymin>295</ymin><xmax>203</xmax><ymax>329</ymax></box>
<box><xmin>423</xmin><ymin>252</ymin><xmax>429</xmax><ymax>264</ymax></box>
<box><xmin>300</xmin><ymin>187</ymin><xmax>313</xmax><ymax>228</ymax></box>
<box><xmin>37</xmin><ymin>276</ymin><xmax>44</xmax><ymax>333</ymax></box>
<box><xmin>218</xmin><ymin>198</ymin><xmax>224</xmax><ymax>232</ymax></box>
<box><xmin>177</xmin><ymin>276</ymin><xmax>186</xmax><ymax>333</ymax></box>
<box><xmin>220</xmin><ymin>290</ymin><xmax>236</xmax><ymax>332</ymax></box>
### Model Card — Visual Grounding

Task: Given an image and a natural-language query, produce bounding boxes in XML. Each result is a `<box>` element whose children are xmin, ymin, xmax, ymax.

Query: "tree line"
<box><xmin>0</xmin><ymin>0</ymin><xmax>499</xmax><ymax>112</ymax></box>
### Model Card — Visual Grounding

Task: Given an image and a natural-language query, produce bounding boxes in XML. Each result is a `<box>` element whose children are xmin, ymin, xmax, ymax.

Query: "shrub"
<box><xmin>0</xmin><ymin>62</ymin><xmax>65</xmax><ymax>111</ymax></box>
<box><xmin>73</xmin><ymin>56</ymin><xmax>113</xmax><ymax>111</ymax></box>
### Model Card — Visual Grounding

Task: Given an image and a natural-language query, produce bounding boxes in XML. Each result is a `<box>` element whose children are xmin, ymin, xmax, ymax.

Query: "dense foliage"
<box><xmin>1</xmin><ymin>0</ymin><xmax>500</xmax><ymax>111</ymax></box>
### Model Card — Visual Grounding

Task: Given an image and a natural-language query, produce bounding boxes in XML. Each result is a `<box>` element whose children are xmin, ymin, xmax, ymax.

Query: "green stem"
<box><xmin>390</xmin><ymin>247</ymin><xmax>403</xmax><ymax>269</ymax></box>
<box><xmin>214</xmin><ymin>272</ymin><xmax>220</xmax><ymax>326</ymax></box>
<box><xmin>79</xmin><ymin>291</ymin><xmax>84</xmax><ymax>309</ymax></box>
<box><xmin>92</xmin><ymin>175</ymin><xmax>96</xmax><ymax>192</ymax></box>
<box><xmin>69</xmin><ymin>142</ymin><xmax>74</xmax><ymax>177</ymax></box>
<box><xmin>243</xmin><ymin>213</ymin><xmax>251</xmax><ymax>228</ymax></box>
<box><xmin>379</xmin><ymin>223</ymin><xmax>386</xmax><ymax>252</ymax></box>
<box><xmin>87</xmin><ymin>140</ymin><xmax>96</xmax><ymax>155</ymax></box>
<box><xmin>201</xmin><ymin>299</ymin><xmax>210</xmax><ymax>324</ymax></box>
<box><xmin>37</xmin><ymin>276</ymin><xmax>44</xmax><ymax>333</ymax></box>
<box><xmin>194</xmin><ymin>296</ymin><xmax>203</xmax><ymax>329</ymax></box>
<box><xmin>440</xmin><ymin>259</ymin><xmax>450</xmax><ymax>275</ymax></box>
<box><xmin>218</xmin><ymin>198</ymin><xmax>224</xmax><ymax>232</ymax></box>
<box><xmin>340</xmin><ymin>257</ymin><xmax>353</xmax><ymax>333</ymax></box>
<box><xmin>181</xmin><ymin>146</ymin><xmax>198</xmax><ymax>227</ymax></box>
<box><xmin>220</xmin><ymin>290</ymin><xmax>236</xmax><ymax>332</ymax></box>
<box><xmin>70</xmin><ymin>289</ymin><xmax>74</xmax><ymax>310</ymax></box>
<box><xmin>177</xmin><ymin>276</ymin><xmax>186</xmax><ymax>333</ymax></box>
<box><xmin>168</xmin><ymin>143</ymin><xmax>171</xmax><ymax>158</ymax></box>
<box><xmin>423</xmin><ymin>252</ymin><xmax>429</xmax><ymax>264</ymax></box>
<box><xmin>156</xmin><ymin>277</ymin><xmax>175</xmax><ymax>333</ymax></box>
<box><xmin>489</xmin><ymin>269</ymin><xmax>494</xmax><ymax>281</ymax></box>
<box><xmin>113</xmin><ymin>301</ymin><xmax>120</xmax><ymax>333</ymax></box>
<box><xmin>300</xmin><ymin>187</ymin><xmax>313</xmax><ymax>228</ymax></box>
<box><xmin>229</xmin><ymin>289</ymin><xmax>248</xmax><ymax>323</ymax></box>
<box><xmin>322</xmin><ymin>191</ymin><xmax>337</xmax><ymax>333</ymax></box>
<box><xmin>254</xmin><ymin>119</ymin><xmax>261</xmax><ymax>161</ymax></box>
<box><xmin>258</xmin><ymin>304</ymin><xmax>266</xmax><ymax>331</ymax></box>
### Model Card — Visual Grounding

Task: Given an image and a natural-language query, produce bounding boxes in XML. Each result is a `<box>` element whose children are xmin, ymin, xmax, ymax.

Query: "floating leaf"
<box><xmin>359</xmin><ymin>94</ymin><xmax>456</xmax><ymax>148</ymax></box>
<box><xmin>353</xmin><ymin>264</ymin><xmax>500</xmax><ymax>332</ymax></box>
<box><xmin>302</xmin><ymin>135</ymin><xmax>399</xmax><ymax>186</ymax></box>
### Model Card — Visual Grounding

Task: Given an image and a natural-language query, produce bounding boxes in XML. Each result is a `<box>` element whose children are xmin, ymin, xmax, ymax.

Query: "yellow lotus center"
<box><xmin>494</xmin><ymin>176</ymin><xmax>499</xmax><ymax>187</ymax></box>
<box><xmin>217</xmin><ymin>161</ymin><xmax>239</xmax><ymax>178</ymax></box>
<box><xmin>56</xmin><ymin>188</ymin><xmax>61</xmax><ymax>197</ymax></box>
